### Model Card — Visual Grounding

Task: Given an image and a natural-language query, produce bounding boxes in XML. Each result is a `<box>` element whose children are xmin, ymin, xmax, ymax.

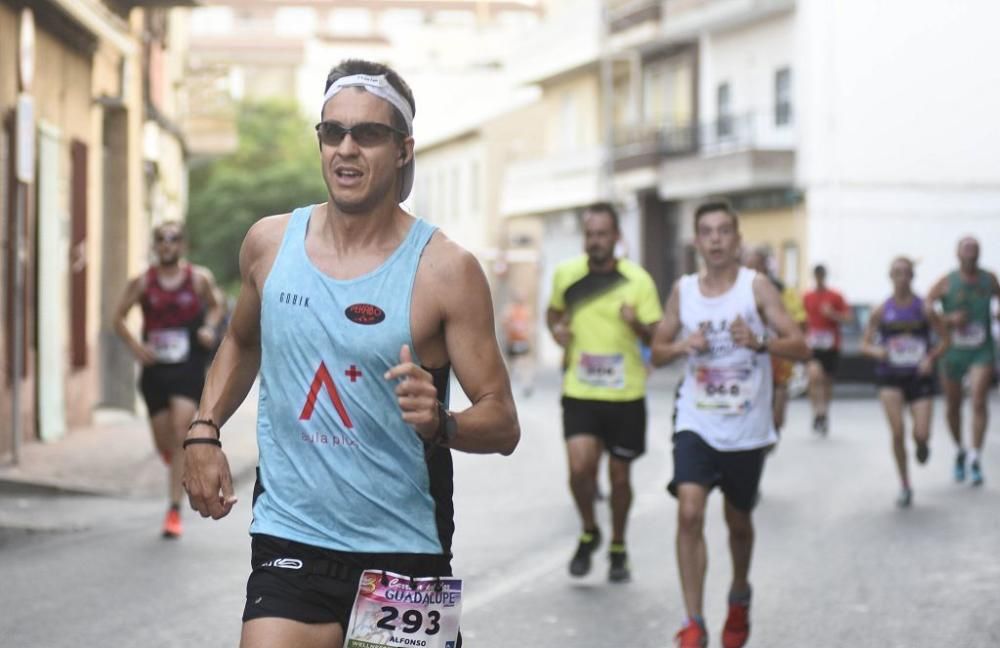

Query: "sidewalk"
<box><xmin>0</xmin><ymin>385</ymin><xmax>260</xmax><ymax>499</ymax></box>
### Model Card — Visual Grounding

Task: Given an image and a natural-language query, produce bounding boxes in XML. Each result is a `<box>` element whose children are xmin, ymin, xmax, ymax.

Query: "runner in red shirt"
<box><xmin>802</xmin><ymin>264</ymin><xmax>852</xmax><ymax>435</ymax></box>
<box><xmin>114</xmin><ymin>221</ymin><xmax>225</xmax><ymax>538</ymax></box>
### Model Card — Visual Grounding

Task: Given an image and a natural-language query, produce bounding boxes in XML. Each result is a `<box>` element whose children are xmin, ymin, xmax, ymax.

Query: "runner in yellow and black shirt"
<box><xmin>546</xmin><ymin>202</ymin><xmax>662</xmax><ymax>584</ymax></box>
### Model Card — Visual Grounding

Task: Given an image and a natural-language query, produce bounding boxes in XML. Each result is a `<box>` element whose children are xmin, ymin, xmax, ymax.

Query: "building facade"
<box><xmin>0</xmin><ymin>0</ymin><xmax>191</xmax><ymax>460</ymax></box>
<box><xmin>602</xmin><ymin>0</ymin><xmax>1000</xmax><ymax>302</ymax></box>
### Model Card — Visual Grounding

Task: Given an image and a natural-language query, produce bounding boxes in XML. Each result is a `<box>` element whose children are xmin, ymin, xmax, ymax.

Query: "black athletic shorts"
<box><xmin>562</xmin><ymin>396</ymin><xmax>646</xmax><ymax>461</ymax></box>
<box><xmin>139</xmin><ymin>359</ymin><xmax>206</xmax><ymax>416</ymax></box>
<box><xmin>877</xmin><ymin>374</ymin><xmax>938</xmax><ymax>403</ymax></box>
<box><xmin>667</xmin><ymin>431</ymin><xmax>767</xmax><ymax>512</ymax></box>
<box><xmin>244</xmin><ymin>533</ymin><xmax>460</xmax><ymax>645</ymax></box>
<box><xmin>811</xmin><ymin>349</ymin><xmax>840</xmax><ymax>376</ymax></box>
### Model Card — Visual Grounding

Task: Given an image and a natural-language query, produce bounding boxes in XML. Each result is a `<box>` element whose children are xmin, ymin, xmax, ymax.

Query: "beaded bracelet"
<box><xmin>187</xmin><ymin>418</ymin><xmax>221</xmax><ymax>438</ymax></box>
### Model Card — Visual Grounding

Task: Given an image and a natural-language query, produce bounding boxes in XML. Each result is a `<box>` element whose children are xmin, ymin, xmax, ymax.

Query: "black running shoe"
<box><xmin>813</xmin><ymin>415</ymin><xmax>828</xmax><ymax>436</ymax></box>
<box><xmin>608</xmin><ymin>544</ymin><xmax>630</xmax><ymax>583</ymax></box>
<box><xmin>569</xmin><ymin>528</ymin><xmax>601</xmax><ymax>577</ymax></box>
<box><xmin>915</xmin><ymin>442</ymin><xmax>929</xmax><ymax>465</ymax></box>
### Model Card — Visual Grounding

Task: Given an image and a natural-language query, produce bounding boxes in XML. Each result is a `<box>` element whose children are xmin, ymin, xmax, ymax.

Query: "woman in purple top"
<box><xmin>862</xmin><ymin>257</ymin><xmax>949</xmax><ymax>508</ymax></box>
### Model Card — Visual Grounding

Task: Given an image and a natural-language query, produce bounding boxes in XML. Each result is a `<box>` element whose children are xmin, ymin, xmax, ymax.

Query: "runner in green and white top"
<box><xmin>927</xmin><ymin>236</ymin><xmax>1000</xmax><ymax>486</ymax></box>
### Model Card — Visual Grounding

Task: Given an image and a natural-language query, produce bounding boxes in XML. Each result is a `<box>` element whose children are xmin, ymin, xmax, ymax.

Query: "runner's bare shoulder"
<box><xmin>421</xmin><ymin>229</ymin><xmax>486</xmax><ymax>290</ymax></box>
<box><xmin>241</xmin><ymin>213</ymin><xmax>293</xmax><ymax>281</ymax></box>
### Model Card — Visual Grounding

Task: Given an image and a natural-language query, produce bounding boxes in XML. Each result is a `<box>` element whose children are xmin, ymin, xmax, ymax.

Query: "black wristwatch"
<box><xmin>436</xmin><ymin>402</ymin><xmax>458</xmax><ymax>446</ymax></box>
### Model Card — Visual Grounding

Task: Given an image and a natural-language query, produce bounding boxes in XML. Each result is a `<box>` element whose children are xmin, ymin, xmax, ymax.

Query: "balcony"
<box><xmin>506</xmin><ymin>0</ymin><xmax>602</xmax><ymax>86</ymax></box>
<box><xmin>606</xmin><ymin>1</ymin><xmax>662</xmax><ymax>47</ymax></box>
<box><xmin>613</xmin><ymin>119</ymin><xmax>699</xmax><ymax>173</ymax></box>
<box><xmin>657</xmin><ymin>111</ymin><xmax>796</xmax><ymax>199</ymax></box>
<box><xmin>661</xmin><ymin>0</ymin><xmax>795</xmax><ymax>41</ymax></box>
<box><xmin>499</xmin><ymin>147</ymin><xmax>605</xmax><ymax>217</ymax></box>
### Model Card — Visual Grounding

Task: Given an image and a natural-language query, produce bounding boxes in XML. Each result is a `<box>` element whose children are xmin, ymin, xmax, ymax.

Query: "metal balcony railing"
<box><xmin>614</xmin><ymin>110</ymin><xmax>793</xmax><ymax>165</ymax></box>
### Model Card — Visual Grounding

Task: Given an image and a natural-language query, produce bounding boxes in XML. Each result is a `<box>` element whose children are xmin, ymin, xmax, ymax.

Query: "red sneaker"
<box><xmin>162</xmin><ymin>508</ymin><xmax>183</xmax><ymax>539</ymax></box>
<box><xmin>722</xmin><ymin>600</ymin><xmax>751</xmax><ymax>648</ymax></box>
<box><xmin>674</xmin><ymin>619</ymin><xmax>708</xmax><ymax>648</ymax></box>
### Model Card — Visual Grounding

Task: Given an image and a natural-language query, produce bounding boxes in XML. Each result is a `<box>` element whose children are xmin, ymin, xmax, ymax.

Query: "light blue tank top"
<box><xmin>251</xmin><ymin>205</ymin><xmax>454</xmax><ymax>555</ymax></box>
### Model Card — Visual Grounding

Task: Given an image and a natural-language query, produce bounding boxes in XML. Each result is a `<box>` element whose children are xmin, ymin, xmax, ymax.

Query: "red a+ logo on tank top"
<box><xmin>299</xmin><ymin>362</ymin><xmax>354</xmax><ymax>428</ymax></box>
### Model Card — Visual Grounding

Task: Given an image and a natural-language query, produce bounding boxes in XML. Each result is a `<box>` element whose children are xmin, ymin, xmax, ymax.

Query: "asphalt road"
<box><xmin>2</xmin><ymin>371</ymin><xmax>998</xmax><ymax>647</ymax></box>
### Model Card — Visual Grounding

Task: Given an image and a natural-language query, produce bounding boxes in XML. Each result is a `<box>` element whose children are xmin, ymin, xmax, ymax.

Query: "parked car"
<box><xmin>835</xmin><ymin>303</ymin><xmax>877</xmax><ymax>384</ymax></box>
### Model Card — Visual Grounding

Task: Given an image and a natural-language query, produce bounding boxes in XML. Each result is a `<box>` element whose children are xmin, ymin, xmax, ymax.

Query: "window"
<box><xmin>716</xmin><ymin>82</ymin><xmax>732</xmax><ymax>137</ymax></box>
<box><xmin>275</xmin><ymin>7</ymin><xmax>317</xmax><ymax>36</ymax></box>
<box><xmin>328</xmin><ymin>8</ymin><xmax>372</xmax><ymax>36</ymax></box>
<box><xmin>782</xmin><ymin>241</ymin><xmax>799</xmax><ymax>288</ymax></box>
<box><xmin>775</xmin><ymin>67</ymin><xmax>792</xmax><ymax>127</ymax></box>
<box><xmin>190</xmin><ymin>7</ymin><xmax>234</xmax><ymax>35</ymax></box>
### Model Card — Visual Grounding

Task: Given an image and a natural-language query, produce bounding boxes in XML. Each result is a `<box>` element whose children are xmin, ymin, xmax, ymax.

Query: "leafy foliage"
<box><xmin>187</xmin><ymin>100</ymin><xmax>328</xmax><ymax>291</ymax></box>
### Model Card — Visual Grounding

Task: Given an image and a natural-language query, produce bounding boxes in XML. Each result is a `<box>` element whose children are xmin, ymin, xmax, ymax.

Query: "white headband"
<box><xmin>321</xmin><ymin>74</ymin><xmax>413</xmax><ymax>134</ymax></box>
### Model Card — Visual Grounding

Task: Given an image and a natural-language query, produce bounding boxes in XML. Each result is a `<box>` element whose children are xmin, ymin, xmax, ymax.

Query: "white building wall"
<box><xmin>414</xmin><ymin>139</ymin><xmax>488</xmax><ymax>256</ymax></box>
<box><xmin>798</xmin><ymin>0</ymin><xmax>1000</xmax><ymax>304</ymax></box>
<box><xmin>700</xmin><ymin>12</ymin><xmax>797</xmax><ymax>148</ymax></box>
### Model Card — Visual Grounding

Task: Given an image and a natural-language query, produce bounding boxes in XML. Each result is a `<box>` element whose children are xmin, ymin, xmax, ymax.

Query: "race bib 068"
<box><xmin>345</xmin><ymin>570</ymin><xmax>462</xmax><ymax>648</ymax></box>
<box><xmin>693</xmin><ymin>362</ymin><xmax>756</xmax><ymax>415</ymax></box>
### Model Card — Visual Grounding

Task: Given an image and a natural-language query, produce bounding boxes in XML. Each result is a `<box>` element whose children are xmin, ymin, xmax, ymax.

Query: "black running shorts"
<box><xmin>243</xmin><ymin>533</ymin><xmax>460</xmax><ymax>645</ymax></box>
<box><xmin>877</xmin><ymin>374</ymin><xmax>938</xmax><ymax>403</ymax></box>
<box><xmin>561</xmin><ymin>396</ymin><xmax>647</xmax><ymax>461</ymax></box>
<box><xmin>139</xmin><ymin>359</ymin><xmax>206</xmax><ymax>416</ymax></box>
<box><xmin>667</xmin><ymin>431</ymin><xmax>767</xmax><ymax>512</ymax></box>
<box><xmin>811</xmin><ymin>349</ymin><xmax>840</xmax><ymax>376</ymax></box>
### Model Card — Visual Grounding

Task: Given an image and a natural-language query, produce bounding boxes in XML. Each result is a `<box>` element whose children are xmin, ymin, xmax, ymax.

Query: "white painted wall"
<box><xmin>414</xmin><ymin>139</ymin><xmax>488</xmax><ymax>255</ymax></box>
<box><xmin>798</xmin><ymin>0</ymin><xmax>1000</xmax><ymax>305</ymax></box>
<box><xmin>700</xmin><ymin>11</ymin><xmax>797</xmax><ymax>149</ymax></box>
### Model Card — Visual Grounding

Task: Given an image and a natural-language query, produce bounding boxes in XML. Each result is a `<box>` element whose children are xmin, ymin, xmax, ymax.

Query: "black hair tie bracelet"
<box><xmin>182</xmin><ymin>437</ymin><xmax>222</xmax><ymax>450</ymax></box>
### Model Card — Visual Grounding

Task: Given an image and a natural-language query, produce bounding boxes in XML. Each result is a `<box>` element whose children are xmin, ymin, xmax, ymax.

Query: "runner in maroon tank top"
<box><xmin>114</xmin><ymin>221</ymin><xmax>224</xmax><ymax>538</ymax></box>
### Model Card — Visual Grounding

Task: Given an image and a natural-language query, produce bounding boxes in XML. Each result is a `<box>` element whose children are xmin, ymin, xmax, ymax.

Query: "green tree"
<box><xmin>187</xmin><ymin>100</ymin><xmax>328</xmax><ymax>291</ymax></box>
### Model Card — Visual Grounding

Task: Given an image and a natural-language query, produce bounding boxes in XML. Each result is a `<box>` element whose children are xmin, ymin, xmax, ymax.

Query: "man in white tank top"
<box><xmin>651</xmin><ymin>202</ymin><xmax>809</xmax><ymax>648</ymax></box>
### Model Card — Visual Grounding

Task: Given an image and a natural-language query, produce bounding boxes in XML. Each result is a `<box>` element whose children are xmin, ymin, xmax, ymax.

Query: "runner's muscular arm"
<box><xmin>829</xmin><ymin>295</ymin><xmax>855</xmax><ymax>324</ymax></box>
<box><xmin>925</xmin><ymin>276</ymin><xmax>956</xmax><ymax>326</ymax></box>
<box><xmin>190</xmin><ymin>218</ymin><xmax>279</xmax><ymax>434</ymax></box>
<box><xmin>193</xmin><ymin>266</ymin><xmax>225</xmax><ymax>330</ymax></box>
<box><xmin>193</xmin><ymin>266</ymin><xmax>225</xmax><ymax>349</ymax></box>
<box><xmin>184</xmin><ymin>218</ymin><xmax>284</xmax><ymax>519</ymax></box>
<box><xmin>439</xmin><ymin>249</ymin><xmax>520</xmax><ymax>455</ymax></box>
<box><xmin>113</xmin><ymin>274</ymin><xmax>155</xmax><ymax>365</ymax></box>
<box><xmin>546</xmin><ymin>306</ymin><xmax>572</xmax><ymax>347</ymax></box>
<box><xmin>650</xmin><ymin>280</ymin><xmax>704</xmax><ymax>366</ymax></box>
<box><xmin>925</xmin><ymin>305</ymin><xmax>950</xmax><ymax>363</ymax></box>
<box><xmin>753</xmin><ymin>275</ymin><xmax>811</xmax><ymax>361</ymax></box>
<box><xmin>860</xmin><ymin>304</ymin><xmax>888</xmax><ymax>361</ymax></box>
<box><xmin>991</xmin><ymin>272</ymin><xmax>1000</xmax><ymax>322</ymax></box>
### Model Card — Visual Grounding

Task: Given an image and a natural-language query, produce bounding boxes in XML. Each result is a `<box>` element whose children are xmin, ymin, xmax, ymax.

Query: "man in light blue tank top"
<box><xmin>180</xmin><ymin>59</ymin><xmax>520</xmax><ymax>648</ymax></box>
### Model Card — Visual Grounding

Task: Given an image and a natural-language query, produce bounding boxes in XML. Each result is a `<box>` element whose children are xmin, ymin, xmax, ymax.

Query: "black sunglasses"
<box><xmin>154</xmin><ymin>233</ymin><xmax>182</xmax><ymax>244</ymax></box>
<box><xmin>315</xmin><ymin>121</ymin><xmax>406</xmax><ymax>147</ymax></box>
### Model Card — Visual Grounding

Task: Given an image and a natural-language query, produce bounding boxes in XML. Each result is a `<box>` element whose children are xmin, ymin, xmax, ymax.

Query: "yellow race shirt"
<box><xmin>549</xmin><ymin>256</ymin><xmax>663</xmax><ymax>401</ymax></box>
